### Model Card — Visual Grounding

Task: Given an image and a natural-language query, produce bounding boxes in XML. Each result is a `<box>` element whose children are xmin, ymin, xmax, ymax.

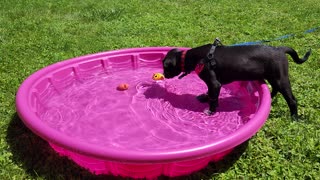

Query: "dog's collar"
<box><xmin>180</xmin><ymin>50</ymin><xmax>187</xmax><ymax>72</ymax></box>
<box><xmin>178</xmin><ymin>50</ymin><xmax>188</xmax><ymax>79</ymax></box>
<box><xmin>178</xmin><ymin>38</ymin><xmax>221</xmax><ymax>79</ymax></box>
<box><xmin>179</xmin><ymin>50</ymin><xmax>204</xmax><ymax>78</ymax></box>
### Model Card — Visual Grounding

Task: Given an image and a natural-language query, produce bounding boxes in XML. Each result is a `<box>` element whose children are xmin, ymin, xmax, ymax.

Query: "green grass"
<box><xmin>1</xmin><ymin>0</ymin><xmax>320</xmax><ymax>179</ymax></box>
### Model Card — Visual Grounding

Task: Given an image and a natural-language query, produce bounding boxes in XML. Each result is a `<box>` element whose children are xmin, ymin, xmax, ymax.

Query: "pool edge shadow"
<box><xmin>6</xmin><ymin>113</ymin><xmax>126</xmax><ymax>180</ymax></box>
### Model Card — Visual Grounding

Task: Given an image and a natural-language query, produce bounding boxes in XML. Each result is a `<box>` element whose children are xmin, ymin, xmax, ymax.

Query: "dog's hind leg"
<box><xmin>267</xmin><ymin>79</ymin><xmax>280</xmax><ymax>98</ymax></box>
<box><xmin>278</xmin><ymin>78</ymin><xmax>298</xmax><ymax>117</ymax></box>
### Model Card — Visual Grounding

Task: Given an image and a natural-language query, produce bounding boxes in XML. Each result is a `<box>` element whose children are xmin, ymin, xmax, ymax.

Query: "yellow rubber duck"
<box><xmin>152</xmin><ymin>73</ymin><xmax>165</xmax><ymax>81</ymax></box>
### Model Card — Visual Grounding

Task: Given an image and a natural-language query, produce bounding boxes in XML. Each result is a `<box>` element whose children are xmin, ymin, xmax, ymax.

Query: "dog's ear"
<box><xmin>164</xmin><ymin>48</ymin><xmax>181</xmax><ymax>67</ymax></box>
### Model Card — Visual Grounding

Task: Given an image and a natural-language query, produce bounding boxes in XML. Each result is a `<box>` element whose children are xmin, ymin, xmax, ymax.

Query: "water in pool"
<box><xmin>40</xmin><ymin>68</ymin><xmax>258</xmax><ymax>151</ymax></box>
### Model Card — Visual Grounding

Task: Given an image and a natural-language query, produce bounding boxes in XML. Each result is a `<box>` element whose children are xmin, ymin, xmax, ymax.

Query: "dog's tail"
<box><xmin>282</xmin><ymin>47</ymin><xmax>311</xmax><ymax>64</ymax></box>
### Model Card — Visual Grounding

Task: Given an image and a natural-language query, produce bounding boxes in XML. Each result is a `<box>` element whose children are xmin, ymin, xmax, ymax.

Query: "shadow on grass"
<box><xmin>7</xmin><ymin>113</ymin><xmax>248</xmax><ymax>180</ymax></box>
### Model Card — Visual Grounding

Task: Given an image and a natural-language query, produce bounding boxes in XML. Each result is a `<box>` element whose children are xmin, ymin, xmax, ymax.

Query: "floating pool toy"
<box><xmin>16</xmin><ymin>47</ymin><xmax>271</xmax><ymax>179</ymax></box>
<box><xmin>152</xmin><ymin>73</ymin><xmax>165</xmax><ymax>81</ymax></box>
<box><xmin>116</xmin><ymin>83</ymin><xmax>129</xmax><ymax>91</ymax></box>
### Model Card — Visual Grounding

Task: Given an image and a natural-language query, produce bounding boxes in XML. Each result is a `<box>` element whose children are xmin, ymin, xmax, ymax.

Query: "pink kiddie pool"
<box><xmin>16</xmin><ymin>47</ymin><xmax>271</xmax><ymax>179</ymax></box>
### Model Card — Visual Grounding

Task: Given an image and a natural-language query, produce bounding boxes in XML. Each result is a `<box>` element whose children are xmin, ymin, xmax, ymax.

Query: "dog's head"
<box><xmin>162</xmin><ymin>48</ymin><xmax>183</xmax><ymax>79</ymax></box>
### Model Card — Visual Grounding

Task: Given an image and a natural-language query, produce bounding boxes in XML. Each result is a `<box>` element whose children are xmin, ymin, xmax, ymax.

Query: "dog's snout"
<box><xmin>163</xmin><ymin>72</ymin><xmax>168</xmax><ymax>78</ymax></box>
<box><xmin>163</xmin><ymin>72</ymin><xmax>171</xmax><ymax>79</ymax></box>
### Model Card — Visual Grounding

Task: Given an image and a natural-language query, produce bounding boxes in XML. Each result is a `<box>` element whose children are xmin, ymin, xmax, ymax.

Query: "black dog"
<box><xmin>162</xmin><ymin>40</ymin><xmax>311</xmax><ymax>117</ymax></box>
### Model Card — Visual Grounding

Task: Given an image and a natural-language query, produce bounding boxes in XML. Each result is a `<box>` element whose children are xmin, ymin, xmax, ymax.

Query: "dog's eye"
<box><xmin>164</xmin><ymin>62</ymin><xmax>170</xmax><ymax>68</ymax></box>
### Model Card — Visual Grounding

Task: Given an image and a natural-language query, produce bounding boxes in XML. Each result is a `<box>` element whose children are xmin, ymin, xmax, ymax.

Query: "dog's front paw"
<box><xmin>197</xmin><ymin>94</ymin><xmax>209</xmax><ymax>103</ymax></box>
<box><xmin>291</xmin><ymin>114</ymin><xmax>299</xmax><ymax>121</ymax></box>
<box><xmin>204</xmin><ymin>109</ymin><xmax>215</xmax><ymax>116</ymax></box>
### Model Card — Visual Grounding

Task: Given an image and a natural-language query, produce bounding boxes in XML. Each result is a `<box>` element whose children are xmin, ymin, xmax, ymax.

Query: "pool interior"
<box><xmin>31</xmin><ymin>65</ymin><xmax>260</xmax><ymax>152</ymax></box>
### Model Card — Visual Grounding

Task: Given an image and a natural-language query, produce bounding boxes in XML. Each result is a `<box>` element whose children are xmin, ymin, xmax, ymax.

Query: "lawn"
<box><xmin>1</xmin><ymin>0</ymin><xmax>320</xmax><ymax>179</ymax></box>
